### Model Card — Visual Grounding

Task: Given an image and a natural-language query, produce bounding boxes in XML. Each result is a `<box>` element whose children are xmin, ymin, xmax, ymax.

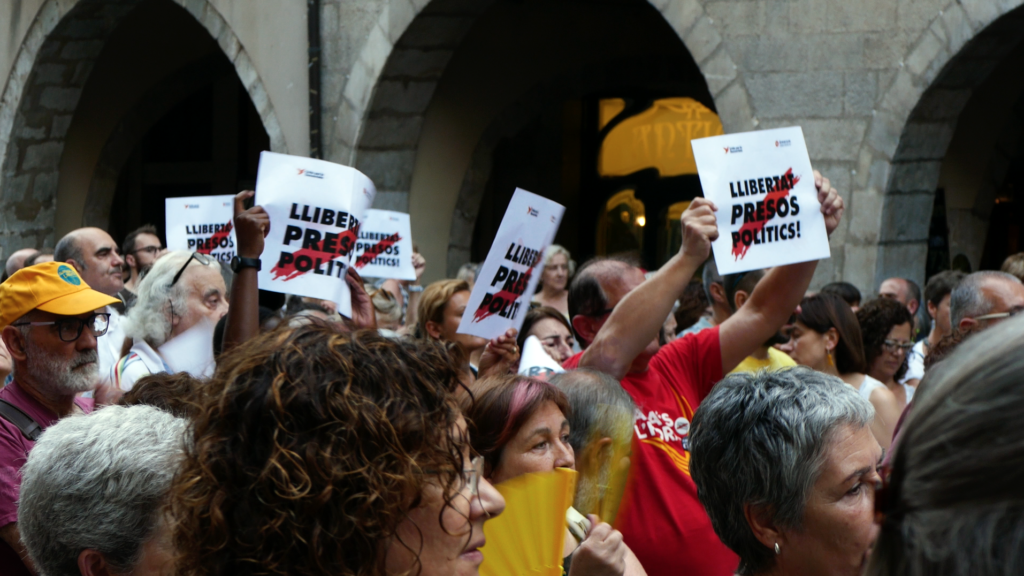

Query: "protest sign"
<box><xmin>255</xmin><ymin>151</ymin><xmax>376</xmax><ymax>318</ymax></box>
<box><xmin>164</xmin><ymin>195</ymin><xmax>236</xmax><ymax>262</ymax></box>
<box><xmin>457</xmin><ymin>188</ymin><xmax>565</xmax><ymax>340</ymax></box>
<box><xmin>351</xmin><ymin>209</ymin><xmax>416</xmax><ymax>281</ymax></box>
<box><xmin>517</xmin><ymin>335</ymin><xmax>566</xmax><ymax>380</ymax></box>
<box><xmin>690</xmin><ymin>126</ymin><xmax>830</xmax><ymax>275</ymax></box>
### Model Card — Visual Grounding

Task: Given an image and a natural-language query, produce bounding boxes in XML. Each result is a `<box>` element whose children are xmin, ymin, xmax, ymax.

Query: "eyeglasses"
<box><xmin>881</xmin><ymin>339</ymin><xmax>914</xmax><ymax>354</ymax></box>
<box><xmin>131</xmin><ymin>245</ymin><xmax>164</xmax><ymax>256</ymax></box>
<box><xmin>463</xmin><ymin>456</ymin><xmax>484</xmax><ymax>496</ymax></box>
<box><xmin>972</xmin><ymin>307</ymin><xmax>1024</xmax><ymax>322</ymax></box>
<box><xmin>169</xmin><ymin>252</ymin><xmax>214</xmax><ymax>287</ymax></box>
<box><xmin>13</xmin><ymin>313</ymin><xmax>110</xmax><ymax>342</ymax></box>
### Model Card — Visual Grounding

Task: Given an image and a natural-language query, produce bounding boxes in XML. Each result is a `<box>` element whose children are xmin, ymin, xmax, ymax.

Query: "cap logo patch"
<box><xmin>57</xmin><ymin>264</ymin><xmax>81</xmax><ymax>286</ymax></box>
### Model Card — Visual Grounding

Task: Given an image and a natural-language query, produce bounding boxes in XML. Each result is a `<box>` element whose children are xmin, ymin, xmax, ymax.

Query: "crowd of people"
<box><xmin>0</xmin><ymin>170</ymin><xmax>1022</xmax><ymax>576</ymax></box>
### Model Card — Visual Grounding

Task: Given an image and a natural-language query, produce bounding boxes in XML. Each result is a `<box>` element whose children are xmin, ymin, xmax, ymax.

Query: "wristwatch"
<box><xmin>231</xmin><ymin>256</ymin><xmax>262</xmax><ymax>273</ymax></box>
<box><xmin>407</xmin><ymin>284</ymin><xmax>424</xmax><ymax>293</ymax></box>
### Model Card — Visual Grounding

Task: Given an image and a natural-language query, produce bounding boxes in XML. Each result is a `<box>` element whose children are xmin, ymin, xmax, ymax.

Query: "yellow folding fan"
<box><xmin>479</xmin><ymin>468</ymin><xmax>578</xmax><ymax>576</ymax></box>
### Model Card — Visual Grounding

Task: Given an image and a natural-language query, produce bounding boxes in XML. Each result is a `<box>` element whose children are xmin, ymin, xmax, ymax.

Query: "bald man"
<box><xmin>4</xmin><ymin>248</ymin><xmax>39</xmax><ymax>280</ymax></box>
<box><xmin>54</xmin><ymin>228</ymin><xmax>128</xmax><ymax>394</ymax></box>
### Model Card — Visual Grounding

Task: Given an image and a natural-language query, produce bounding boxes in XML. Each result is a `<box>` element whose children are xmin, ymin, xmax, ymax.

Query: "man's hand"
<box><xmin>345</xmin><ymin>267</ymin><xmax>377</xmax><ymax>330</ymax></box>
<box><xmin>569</xmin><ymin>515</ymin><xmax>627</xmax><ymax>576</ymax></box>
<box><xmin>478</xmin><ymin>328</ymin><xmax>519</xmax><ymax>378</ymax></box>
<box><xmin>233</xmin><ymin>190</ymin><xmax>270</xmax><ymax>259</ymax></box>
<box><xmin>679</xmin><ymin>198</ymin><xmax>719</xmax><ymax>264</ymax></box>
<box><xmin>814</xmin><ymin>170</ymin><xmax>844</xmax><ymax>237</ymax></box>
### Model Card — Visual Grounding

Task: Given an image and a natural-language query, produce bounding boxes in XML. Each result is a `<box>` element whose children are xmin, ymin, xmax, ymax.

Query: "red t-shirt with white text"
<box><xmin>564</xmin><ymin>326</ymin><xmax>738</xmax><ymax>576</ymax></box>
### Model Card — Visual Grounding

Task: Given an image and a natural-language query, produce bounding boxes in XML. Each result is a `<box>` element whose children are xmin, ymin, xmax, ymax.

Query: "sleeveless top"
<box><xmin>859</xmin><ymin>375</ymin><xmax>886</xmax><ymax>402</ymax></box>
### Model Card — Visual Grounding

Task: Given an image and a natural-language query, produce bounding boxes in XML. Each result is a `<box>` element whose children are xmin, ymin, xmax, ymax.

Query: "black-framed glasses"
<box><xmin>881</xmin><ymin>339</ymin><xmax>914</xmax><ymax>354</ymax></box>
<box><xmin>13</xmin><ymin>313</ymin><xmax>110</xmax><ymax>342</ymax></box>
<box><xmin>170</xmin><ymin>252</ymin><xmax>214</xmax><ymax>287</ymax></box>
<box><xmin>131</xmin><ymin>245</ymin><xmax>164</xmax><ymax>256</ymax></box>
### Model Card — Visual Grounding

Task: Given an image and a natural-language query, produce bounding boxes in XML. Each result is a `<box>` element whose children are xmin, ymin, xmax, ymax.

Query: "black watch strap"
<box><xmin>231</xmin><ymin>256</ymin><xmax>262</xmax><ymax>272</ymax></box>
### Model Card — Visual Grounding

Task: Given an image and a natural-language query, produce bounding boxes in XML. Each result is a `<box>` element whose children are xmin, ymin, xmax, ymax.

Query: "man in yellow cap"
<box><xmin>0</xmin><ymin>261</ymin><xmax>119</xmax><ymax>574</ymax></box>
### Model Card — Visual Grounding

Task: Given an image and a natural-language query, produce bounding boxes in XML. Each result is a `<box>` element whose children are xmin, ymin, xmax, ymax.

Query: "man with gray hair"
<box><xmin>115</xmin><ymin>250</ymin><xmax>228</xmax><ymax>391</ymax></box>
<box><xmin>549</xmin><ymin>369</ymin><xmax>636</xmax><ymax>519</ymax></box>
<box><xmin>949</xmin><ymin>271</ymin><xmax>1024</xmax><ymax>335</ymax></box>
<box><xmin>18</xmin><ymin>404</ymin><xmax>186</xmax><ymax>576</ymax></box>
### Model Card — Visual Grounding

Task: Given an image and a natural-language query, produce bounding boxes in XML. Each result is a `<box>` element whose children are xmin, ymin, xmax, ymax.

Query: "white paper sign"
<box><xmin>691</xmin><ymin>126</ymin><xmax>830</xmax><ymax>275</ymax></box>
<box><xmin>158</xmin><ymin>317</ymin><xmax>216</xmax><ymax>379</ymax></box>
<box><xmin>164</xmin><ymin>195</ymin><xmax>236</xmax><ymax>263</ymax></box>
<box><xmin>457</xmin><ymin>188</ymin><xmax>565</xmax><ymax>339</ymax></box>
<box><xmin>352</xmin><ymin>209</ymin><xmax>416</xmax><ymax>281</ymax></box>
<box><xmin>517</xmin><ymin>335</ymin><xmax>566</xmax><ymax>379</ymax></box>
<box><xmin>255</xmin><ymin>151</ymin><xmax>376</xmax><ymax>318</ymax></box>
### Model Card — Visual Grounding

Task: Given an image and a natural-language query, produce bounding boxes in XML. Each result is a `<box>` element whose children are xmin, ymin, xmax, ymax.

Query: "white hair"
<box><xmin>544</xmin><ymin>244</ymin><xmax>576</xmax><ymax>278</ymax></box>
<box><xmin>18</xmin><ymin>405</ymin><xmax>187</xmax><ymax>576</ymax></box>
<box><xmin>122</xmin><ymin>250</ymin><xmax>218</xmax><ymax>348</ymax></box>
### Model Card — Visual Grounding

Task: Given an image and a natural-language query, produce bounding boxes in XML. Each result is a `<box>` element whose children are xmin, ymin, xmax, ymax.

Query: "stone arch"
<box><xmin>344</xmin><ymin>0</ymin><xmax>743</xmax><ymax>210</ymax></box>
<box><xmin>866</xmin><ymin>0</ymin><xmax>1024</xmax><ymax>285</ymax></box>
<box><xmin>444</xmin><ymin>55</ymin><xmax>708</xmax><ymax>276</ymax></box>
<box><xmin>0</xmin><ymin>0</ymin><xmax>285</xmax><ymax>254</ymax></box>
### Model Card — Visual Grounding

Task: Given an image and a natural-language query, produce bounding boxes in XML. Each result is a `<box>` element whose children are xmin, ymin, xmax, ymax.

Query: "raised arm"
<box><xmin>223</xmin><ymin>190</ymin><xmax>269</xmax><ymax>352</ymax></box>
<box><xmin>718</xmin><ymin>171</ymin><xmax>844</xmax><ymax>373</ymax></box>
<box><xmin>579</xmin><ymin>199</ymin><xmax>718</xmax><ymax>380</ymax></box>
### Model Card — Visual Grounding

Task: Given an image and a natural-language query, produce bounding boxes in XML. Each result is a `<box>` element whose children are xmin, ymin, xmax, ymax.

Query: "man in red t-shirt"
<box><xmin>564</xmin><ymin>171</ymin><xmax>845</xmax><ymax>576</ymax></box>
<box><xmin>0</xmin><ymin>262</ymin><xmax>117</xmax><ymax>574</ymax></box>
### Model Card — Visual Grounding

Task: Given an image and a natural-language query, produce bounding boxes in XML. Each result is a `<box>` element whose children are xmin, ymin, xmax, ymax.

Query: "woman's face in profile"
<box><xmin>776</xmin><ymin>424</ymin><xmax>882</xmax><ymax>576</ymax></box>
<box><xmin>386</xmin><ymin>419</ymin><xmax>506</xmax><ymax>576</ymax></box>
<box><xmin>489</xmin><ymin>400</ymin><xmax>574</xmax><ymax>485</ymax></box>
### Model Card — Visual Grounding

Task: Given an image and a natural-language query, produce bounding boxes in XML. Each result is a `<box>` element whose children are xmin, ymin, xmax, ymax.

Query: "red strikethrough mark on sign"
<box><xmin>270</xmin><ymin>228</ymin><xmax>359</xmax><ymax>281</ymax></box>
<box><xmin>472</xmin><ymin>263</ymin><xmax>536</xmax><ymax>322</ymax></box>
<box><xmin>731</xmin><ymin>168</ymin><xmax>801</xmax><ymax>261</ymax></box>
<box><xmin>196</xmin><ymin>222</ymin><xmax>234</xmax><ymax>255</ymax></box>
<box><xmin>354</xmin><ymin>233</ymin><xmax>402</xmax><ymax>269</ymax></box>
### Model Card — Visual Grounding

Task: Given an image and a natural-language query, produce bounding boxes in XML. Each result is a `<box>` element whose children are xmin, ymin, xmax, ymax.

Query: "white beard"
<box><xmin>25</xmin><ymin>340</ymin><xmax>99</xmax><ymax>395</ymax></box>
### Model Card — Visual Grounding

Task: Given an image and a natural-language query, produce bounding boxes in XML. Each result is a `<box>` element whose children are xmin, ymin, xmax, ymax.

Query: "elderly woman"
<box><xmin>518</xmin><ymin>306</ymin><xmax>576</xmax><ymax>364</ymax></box>
<box><xmin>170</xmin><ymin>325</ymin><xmax>505</xmax><ymax>576</ymax></box>
<box><xmin>462</xmin><ymin>375</ymin><xmax>646</xmax><ymax>576</ymax></box>
<box><xmin>117</xmin><ymin>250</ymin><xmax>229</xmax><ymax>391</ymax></box>
<box><xmin>689</xmin><ymin>367</ymin><xmax>880</xmax><ymax>576</ymax></box>
<box><xmin>857</xmin><ymin>299</ymin><xmax>915</xmax><ymax>411</ymax></box>
<box><xmin>778</xmin><ymin>293</ymin><xmax>901</xmax><ymax>448</ymax></box>
<box><xmin>533</xmin><ymin>245</ymin><xmax>575</xmax><ymax>317</ymax></box>
<box><xmin>18</xmin><ymin>405</ymin><xmax>186</xmax><ymax>576</ymax></box>
<box><xmin>868</xmin><ymin>315</ymin><xmax>1024</xmax><ymax>576</ymax></box>
<box><xmin>418</xmin><ymin>279</ymin><xmax>518</xmax><ymax>378</ymax></box>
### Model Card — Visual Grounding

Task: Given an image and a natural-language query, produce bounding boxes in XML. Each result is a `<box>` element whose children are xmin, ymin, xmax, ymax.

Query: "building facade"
<box><xmin>2</xmin><ymin>0</ymin><xmax>1023</xmax><ymax>291</ymax></box>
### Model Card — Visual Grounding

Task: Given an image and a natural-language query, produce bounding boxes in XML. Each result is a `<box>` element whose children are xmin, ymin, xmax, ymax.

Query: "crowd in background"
<box><xmin>0</xmin><ymin>172</ymin><xmax>1023</xmax><ymax>576</ymax></box>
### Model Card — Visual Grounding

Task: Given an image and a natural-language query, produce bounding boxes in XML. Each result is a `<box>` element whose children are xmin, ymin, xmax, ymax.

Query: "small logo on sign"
<box><xmin>724</xmin><ymin>146</ymin><xmax>743</xmax><ymax>154</ymax></box>
<box><xmin>775</xmin><ymin>139</ymin><xmax>791</xmax><ymax>148</ymax></box>
<box><xmin>57</xmin><ymin>264</ymin><xmax>81</xmax><ymax>286</ymax></box>
<box><xmin>527</xmin><ymin>207</ymin><xmax>539</xmax><ymax>217</ymax></box>
<box><xmin>184</xmin><ymin>204</ymin><xmax>199</xmax><ymax>209</ymax></box>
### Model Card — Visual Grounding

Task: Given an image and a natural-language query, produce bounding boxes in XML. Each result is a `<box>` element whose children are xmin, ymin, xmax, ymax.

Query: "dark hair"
<box><xmin>924</xmin><ymin>270</ymin><xmax>965</xmax><ymax>308</ymax></box>
<box><xmin>857</xmin><ymin>299</ymin><xmax>913</xmax><ymax>381</ymax></box>
<box><xmin>675</xmin><ymin>280</ymin><xmax>709</xmax><ymax>333</ymax></box>
<box><xmin>461</xmin><ymin>374</ymin><xmax>571</xmax><ymax>476</ymax></box>
<box><xmin>53</xmin><ymin>234</ymin><xmax>84</xmax><ymax>266</ymax></box>
<box><xmin>213</xmin><ymin>306</ymin><xmax>281</xmax><ymax>355</ymax></box>
<box><xmin>118</xmin><ymin>372</ymin><xmax>204</xmax><ymax>419</ymax></box>
<box><xmin>567</xmin><ymin>256</ymin><xmax>637</xmax><ymax>343</ymax></box>
<box><xmin>122</xmin><ymin>224</ymin><xmax>160</xmax><ymax>262</ymax></box>
<box><xmin>820</xmin><ymin>281</ymin><xmax>862</xmax><ymax>307</ymax></box>
<box><xmin>23</xmin><ymin>248</ymin><xmax>53</xmax><ymax>267</ymax></box>
<box><xmin>518</xmin><ymin>306</ymin><xmax>572</xmax><ymax>350</ymax></box>
<box><xmin>723</xmin><ymin>269</ymin><xmax>766</xmax><ymax>311</ymax></box>
<box><xmin>170</xmin><ymin>326</ymin><xmax>469</xmax><ymax>576</ymax></box>
<box><xmin>902</xmin><ymin>278</ymin><xmax>922</xmax><ymax>305</ymax></box>
<box><xmin>795</xmin><ymin>293</ymin><xmax>867</xmax><ymax>374</ymax></box>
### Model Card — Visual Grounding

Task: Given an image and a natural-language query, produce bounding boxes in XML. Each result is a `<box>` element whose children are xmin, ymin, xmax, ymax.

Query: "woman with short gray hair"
<box><xmin>689</xmin><ymin>367</ymin><xmax>881</xmax><ymax>576</ymax></box>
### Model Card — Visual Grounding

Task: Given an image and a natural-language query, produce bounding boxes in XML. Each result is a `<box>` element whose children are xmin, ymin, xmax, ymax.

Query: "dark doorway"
<box><xmin>107</xmin><ymin>64</ymin><xmax>269</xmax><ymax>244</ymax></box>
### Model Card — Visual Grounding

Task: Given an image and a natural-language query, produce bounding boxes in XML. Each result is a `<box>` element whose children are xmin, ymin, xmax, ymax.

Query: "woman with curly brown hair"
<box><xmin>169</xmin><ymin>324</ymin><xmax>505</xmax><ymax>576</ymax></box>
<box><xmin>462</xmin><ymin>375</ymin><xmax>647</xmax><ymax>576</ymax></box>
<box><xmin>857</xmin><ymin>298</ymin><xmax>916</xmax><ymax>412</ymax></box>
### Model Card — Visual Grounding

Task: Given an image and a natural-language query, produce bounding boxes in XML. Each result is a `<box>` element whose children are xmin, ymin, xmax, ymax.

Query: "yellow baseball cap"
<box><xmin>0</xmin><ymin>261</ymin><xmax>120</xmax><ymax>329</ymax></box>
